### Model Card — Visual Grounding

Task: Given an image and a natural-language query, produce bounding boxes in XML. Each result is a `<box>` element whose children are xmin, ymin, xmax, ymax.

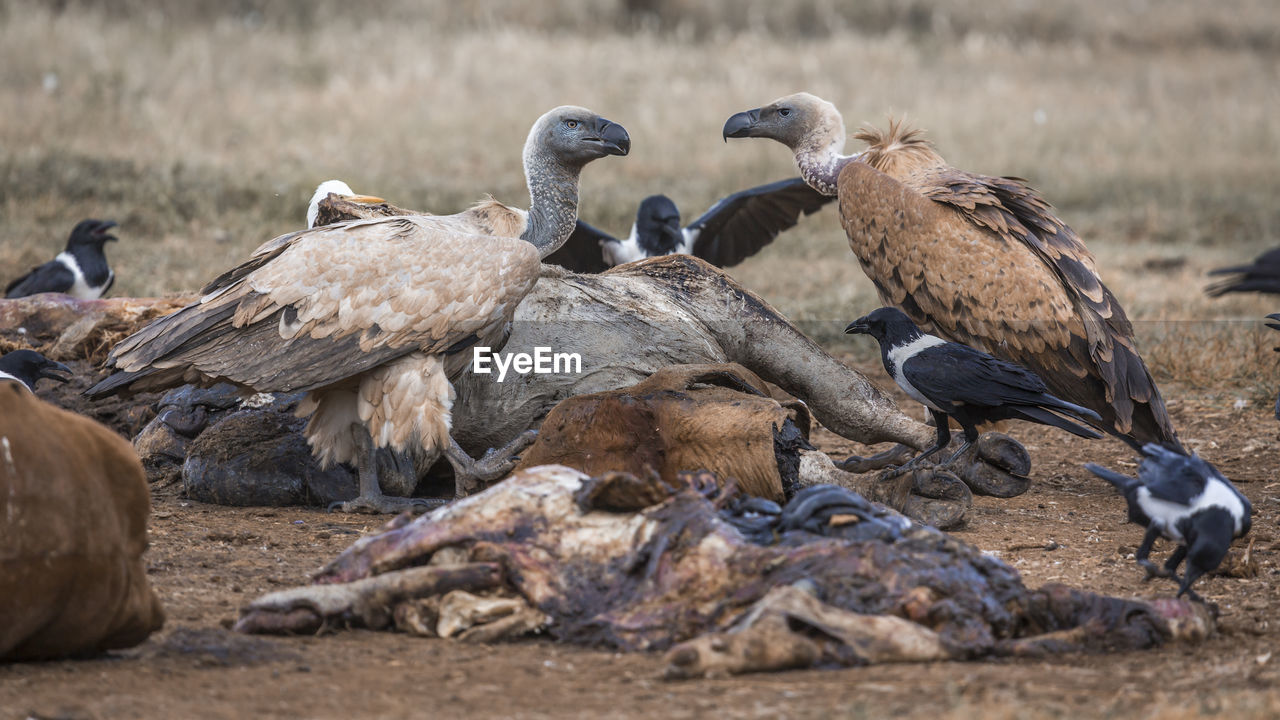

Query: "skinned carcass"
<box><xmin>236</xmin><ymin>466</ymin><xmax>1212</xmax><ymax>677</ymax></box>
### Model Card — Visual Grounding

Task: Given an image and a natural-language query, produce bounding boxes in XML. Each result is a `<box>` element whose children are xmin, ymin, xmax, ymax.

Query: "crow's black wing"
<box><xmin>687</xmin><ymin>178</ymin><xmax>834</xmax><ymax>267</ymax></box>
<box><xmin>1206</xmin><ymin>247</ymin><xmax>1280</xmax><ymax>296</ymax></box>
<box><xmin>4</xmin><ymin>260</ymin><xmax>74</xmax><ymax>298</ymax></box>
<box><xmin>901</xmin><ymin>344</ymin><xmax>1053</xmax><ymax>408</ymax></box>
<box><xmin>1135</xmin><ymin>445</ymin><xmax>1209</xmax><ymax>505</ymax></box>
<box><xmin>542</xmin><ymin>220</ymin><xmax>614</xmax><ymax>274</ymax></box>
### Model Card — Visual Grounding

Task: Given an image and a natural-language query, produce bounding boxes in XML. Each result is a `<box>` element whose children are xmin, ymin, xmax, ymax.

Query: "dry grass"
<box><xmin>1</xmin><ymin>0</ymin><xmax>1278</xmax><ymax>394</ymax></box>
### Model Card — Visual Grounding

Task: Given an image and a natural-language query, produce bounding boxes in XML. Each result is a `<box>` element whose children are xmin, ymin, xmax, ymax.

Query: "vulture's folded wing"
<box><xmin>95</xmin><ymin>216</ymin><xmax>540</xmax><ymax>395</ymax></box>
<box><xmin>687</xmin><ymin>177</ymin><xmax>834</xmax><ymax>268</ymax></box>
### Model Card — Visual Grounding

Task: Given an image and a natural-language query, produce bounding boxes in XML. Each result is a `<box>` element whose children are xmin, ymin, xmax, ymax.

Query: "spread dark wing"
<box><xmin>4</xmin><ymin>260</ymin><xmax>74</xmax><ymax>298</ymax></box>
<box><xmin>1205</xmin><ymin>247</ymin><xmax>1280</xmax><ymax>296</ymax></box>
<box><xmin>687</xmin><ymin>178</ymin><xmax>834</xmax><ymax>267</ymax></box>
<box><xmin>901</xmin><ymin>345</ymin><xmax>1051</xmax><ymax>409</ymax></box>
<box><xmin>543</xmin><ymin>220</ymin><xmax>614</xmax><ymax>274</ymax></box>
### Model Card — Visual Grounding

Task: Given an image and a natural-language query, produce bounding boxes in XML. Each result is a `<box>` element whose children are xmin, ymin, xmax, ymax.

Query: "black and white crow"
<box><xmin>1205</xmin><ymin>248</ymin><xmax>1280</xmax><ymax>296</ymax></box>
<box><xmin>1086</xmin><ymin>444</ymin><xmax>1251</xmax><ymax>601</ymax></box>
<box><xmin>544</xmin><ymin>177</ymin><xmax>834</xmax><ymax>273</ymax></box>
<box><xmin>5</xmin><ymin>219</ymin><xmax>119</xmax><ymax>299</ymax></box>
<box><xmin>0</xmin><ymin>349</ymin><xmax>73</xmax><ymax>391</ymax></box>
<box><xmin>845</xmin><ymin>307</ymin><xmax>1103</xmax><ymax>469</ymax></box>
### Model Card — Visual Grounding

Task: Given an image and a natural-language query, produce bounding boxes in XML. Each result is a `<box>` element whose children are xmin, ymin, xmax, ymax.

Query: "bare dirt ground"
<box><xmin>3</xmin><ymin>365</ymin><xmax>1278</xmax><ymax>720</ymax></box>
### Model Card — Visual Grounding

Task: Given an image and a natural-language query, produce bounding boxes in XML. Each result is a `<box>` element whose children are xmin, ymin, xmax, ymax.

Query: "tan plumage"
<box><xmin>724</xmin><ymin>94</ymin><xmax>1177</xmax><ymax>450</ymax></box>
<box><xmin>89</xmin><ymin>107</ymin><xmax>631</xmax><ymax>510</ymax></box>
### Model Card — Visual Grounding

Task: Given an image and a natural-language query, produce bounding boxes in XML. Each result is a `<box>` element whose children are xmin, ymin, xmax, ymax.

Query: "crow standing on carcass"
<box><xmin>846</xmin><ymin>307</ymin><xmax>1102</xmax><ymax>472</ymax></box>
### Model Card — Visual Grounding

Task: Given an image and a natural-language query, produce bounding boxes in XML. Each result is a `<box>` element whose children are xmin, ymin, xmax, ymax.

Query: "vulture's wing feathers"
<box><xmin>687</xmin><ymin>177</ymin><xmax>834</xmax><ymax>267</ymax></box>
<box><xmin>5</xmin><ymin>260</ymin><xmax>74</xmax><ymax>298</ymax></box>
<box><xmin>543</xmin><ymin>220</ymin><xmax>614</xmax><ymax>274</ymax></box>
<box><xmin>1205</xmin><ymin>247</ymin><xmax>1280</xmax><ymax>296</ymax></box>
<box><xmin>838</xmin><ymin>162</ymin><xmax>1175</xmax><ymax>449</ymax></box>
<box><xmin>99</xmin><ymin>216</ymin><xmax>539</xmax><ymax>395</ymax></box>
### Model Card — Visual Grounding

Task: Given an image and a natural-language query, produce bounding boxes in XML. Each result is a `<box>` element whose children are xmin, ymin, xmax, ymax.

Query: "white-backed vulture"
<box><xmin>544</xmin><ymin>177</ymin><xmax>834</xmax><ymax>273</ymax></box>
<box><xmin>305</xmin><ymin>180</ymin><xmax>386</xmax><ymax>230</ymax></box>
<box><xmin>5</xmin><ymin>219</ymin><xmax>119</xmax><ymax>300</ymax></box>
<box><xmin>723</xmin><ymin>93</ymin><xmax>1179</xmax><ymax>451</ymax></box>
<box><xmin>86</xmin><ymin>106</ymin><xmax>631</xmax><ymax>513</ymax></box>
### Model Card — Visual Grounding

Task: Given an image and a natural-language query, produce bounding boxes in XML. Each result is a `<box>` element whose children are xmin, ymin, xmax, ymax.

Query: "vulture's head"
<box><xmin>525</xmin><ymin>106</ymin><xmax>631</xmax><ymax>170</ymax></box>
<box><xmin>723</xmin><ymin>93</ymin><xmax>845</xmax><ymax>154</ymax></box>
<box><xmin>67</xmin><ymin>219</ymin><xmax>119</xmax><ymax>248</ymax></box>
<box><xmin>307</xmin><ymin>180</ymin><xmax>385</xmax><ymax>229</ymax></box>
<box><xmin>635</xmin><ymin>194</ymin><xmax>683</xmax><ymax>254</ymax></box>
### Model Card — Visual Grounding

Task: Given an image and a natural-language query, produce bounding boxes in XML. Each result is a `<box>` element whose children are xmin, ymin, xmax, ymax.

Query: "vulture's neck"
<box><xmin>794</xmin><ymin>118</ymin><xmax>860</xmax><ymax>197</ymax></box>
<box><xmin>521</xmin><ymin>149</ymin><xmax>582</xmax><ymax>259</ymax></box>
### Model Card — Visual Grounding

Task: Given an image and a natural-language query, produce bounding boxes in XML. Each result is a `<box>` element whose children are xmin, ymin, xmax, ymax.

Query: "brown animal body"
<box><xmin>724</xmin><ymin>94</ymin><xmax>1178</xmax><ymax>451</ymax></box>
<box><xmin>0</xmin><ymin>381</ymin><xmax>164</xmax><ymax>660</ymax></box>
<box><xmin>517</xmin><ymin>363</ymin><xmax>812</xmax><ymax>501</ymax></box>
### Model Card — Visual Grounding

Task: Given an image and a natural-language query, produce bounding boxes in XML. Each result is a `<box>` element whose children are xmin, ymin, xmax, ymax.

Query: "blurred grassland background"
<box><xmin>1</xmin><ymin>0</ymin><xmax>1278</xmax><ymax>396</ymax></box>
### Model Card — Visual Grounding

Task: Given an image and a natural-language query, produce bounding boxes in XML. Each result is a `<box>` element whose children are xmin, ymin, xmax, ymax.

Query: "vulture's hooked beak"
<box><xmin>38</xmin><ymin>359</ymin><xmax>73</xmax><ymax>383</ymax></box>
<box><xmin>590</xmin><ymin>118</ymin><xmax>631</xmax><ymax>156</ymax></box>
<box><xmin>722</xmin><ymin>108</ymin><xmax>762</xmax><ymax>141</ymax></box>
<box><xmin>844</xmin><ymin>318</ymin><xmax>871</xmax><ymax>335</ymax></box>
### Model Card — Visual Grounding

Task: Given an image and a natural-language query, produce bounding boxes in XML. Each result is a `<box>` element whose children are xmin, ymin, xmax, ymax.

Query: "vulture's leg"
<box><xmin>1134</xmin><ymin>525</ymin><xmax>1169</xmax><ymax>580</ymax></box>
<box><xmin>329</xmin><ymin>426</ymin><xmax>444</xmax><ymax>514</ymax></box>
<box><xmin>444</xmin><ymin>430</ymin><xmax>538</xmax><ymax>498</ymax></box>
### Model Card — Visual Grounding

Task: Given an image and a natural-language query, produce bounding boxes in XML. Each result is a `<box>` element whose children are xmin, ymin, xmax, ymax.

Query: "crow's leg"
<box><xmin>444</xmin><ymin>430</ymin><xmax>538</xmax><ymax>498</ymax></box>
<box><xmin>938</xmin><ymin>424</ymin><xmax>981</xmax><ymax>468</ymax></box>
<box><xmin>1134</xmin><ymin>525</ymin><xmax>1171</xmax><ymax>580</ymax></box>
<box><xmin>1176</xmin><ymin>561</ymin><xmax>1206</xmax><ymax>603</ymax></box>
<box><xmin>329</xmin><ymin>425</ymin><xmax>443</xmax><ymax>514</ymax></box>
<box><xmin>882</xmin><ymin>412</ymin><xmax>951</xmax><ymax>479</ymax></box>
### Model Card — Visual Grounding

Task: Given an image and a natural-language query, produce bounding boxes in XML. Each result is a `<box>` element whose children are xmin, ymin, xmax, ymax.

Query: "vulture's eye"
<box><xmin>565</xmin><ymin>119</ymin><xmax>580</xmax><ymax>129</ymax></box>
<box><xmin>778</xmin><ymin>108</ymin><xmax>792</xmax><ymax>117</ymax></box>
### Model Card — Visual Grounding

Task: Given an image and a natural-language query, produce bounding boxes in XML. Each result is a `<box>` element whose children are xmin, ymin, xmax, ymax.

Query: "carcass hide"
<box><xmin>0</xmin><ymin>383</ymin><xmax>165</xmax><ymax>660</ymax></box>
<box><xmin>236</xmin><ymin>466</ymin><xmax>1211</xmax><ymax>677</ymax></box>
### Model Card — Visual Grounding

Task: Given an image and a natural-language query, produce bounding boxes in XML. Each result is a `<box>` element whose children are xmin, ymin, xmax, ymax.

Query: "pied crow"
<box><xmin>545</xmin><ymin>177</ymin><xmax>834</xmax><ymax>273</ymax></box>
<box><xmin>0</xmin><ymin>350</ymin><xmax>72</xmax><ymax>391</ymax></box>
<box><xmin>1206</xmin><ymin>247</ymin><xmax>1280</xmax><ymax>296</ymax></box>
<box><xmin>845</xmin><ymin>306</ymin><xmax>1103</xmax><ymax>470</ymax></box>
<box><xmin>5</xmin><ymin>219</ymin><xmax>119</xmax><ymax>299</ymax></box>
<box><xmin>1086</xmin><ymin>443</ymin><xmax>1251</xmax><ymax>601</ymax></box>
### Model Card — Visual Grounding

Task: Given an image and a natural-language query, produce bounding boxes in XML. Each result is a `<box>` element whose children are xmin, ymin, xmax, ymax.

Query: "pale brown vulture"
<box><xmin>723</xmin><ymin>93</ymin><xmax>1178</xmax><ymax>451</ymax></box>
<box><xmin>87</xmin><ymin>106</ymin><xmax>630</xmax><ymax>513</ymax></box>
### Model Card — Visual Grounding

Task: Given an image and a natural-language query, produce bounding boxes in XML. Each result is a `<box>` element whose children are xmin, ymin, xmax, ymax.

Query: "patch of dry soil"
<box><xmin>3</xmin><ymin>374</ymin><xmax>1279</xmax><ymax>719</ymax></box>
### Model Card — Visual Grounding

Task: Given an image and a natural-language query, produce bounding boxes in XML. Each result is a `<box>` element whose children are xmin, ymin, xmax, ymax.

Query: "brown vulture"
<box><xmin>86</xmin><ymin>106</ymin><xmax>630</xmax><ymax>513</ymax></box>
<box><xmin>723</xmin><ymin>92</ymin><xmax>1178</xmax><ymax>451</ymax></box>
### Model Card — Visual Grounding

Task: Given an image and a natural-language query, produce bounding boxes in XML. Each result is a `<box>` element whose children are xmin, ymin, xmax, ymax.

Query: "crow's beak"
<box><xmin>1266</xmin><ymin>312</ymin><xmax>1280</xmax><ymax>332</ymax></box>
<box><xmin>590</xmin><ymin>118</ymin><xmax>631</xmax><ymax>157</ymax></box>
<box><xmin>722</xmin><ymin>108</ymin><xmax>761</xmax><ymax>141</ymax></box>
<box><xmin>844</xmin><ymin>319</ymin><xmax>871</xmax><ymax>335</ymax></box>
<box><xmin>39</xmin><ymin>360</ymin><xmax>73</xmax><ymax>383</ymax></box>
<box><xmin>95</xmin><ymin>220</ymin><xmax>119</xmax><ymax>241</ymax></box>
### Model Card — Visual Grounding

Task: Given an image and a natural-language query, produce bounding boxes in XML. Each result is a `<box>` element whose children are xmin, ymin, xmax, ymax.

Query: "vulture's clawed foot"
<box><xmin>328</xmin><ymin>494</ymin><xmax>444</xmax><ymax>515</ymax></box>
<box><xmin>447</xmin><ymin>431</ymin><xmax>538</xmax><ymax>497</ymax></box>
<box><xmin>947</xmin><ymin>433</ymin><xmax>1031</xmax><ymax>498</ymax></box>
